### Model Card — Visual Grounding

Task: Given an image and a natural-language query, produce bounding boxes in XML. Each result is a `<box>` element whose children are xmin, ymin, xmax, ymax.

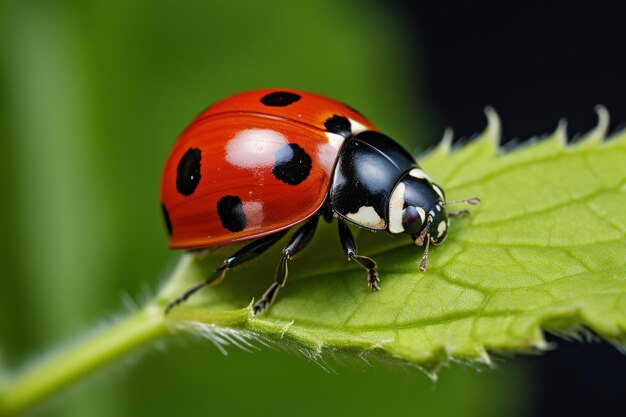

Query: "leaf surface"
<box><xmin>160</xmin><ymin>109</ymin><xmax>626</xmax><ymax>371</ymax></box>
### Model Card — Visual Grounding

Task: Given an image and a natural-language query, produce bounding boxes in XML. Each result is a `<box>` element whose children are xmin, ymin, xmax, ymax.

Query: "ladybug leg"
<box><xmin>253</xmin><ymin>216</ymin><xmax>320</xmax><ymax>315</ymax></box>
<box><xmin>165</xmin><ymin>230</ymin><xmax>289</xmax><ymax>314</ymax></box>
<box><xmin>338</xmin><ymin>219</ymin><xmax>380</xmax><ymax>291</ymax></box>
<box><xmin>221</xmin><ymin>229</ymin><xmax>290</xmax><ymax>271</ymax></box>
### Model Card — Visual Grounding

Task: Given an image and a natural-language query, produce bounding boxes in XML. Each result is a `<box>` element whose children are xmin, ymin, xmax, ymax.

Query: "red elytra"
<box><xmin>160</xmin><ymin>89</ymin><xmax>375</xmax><ymax>249</ymax></box>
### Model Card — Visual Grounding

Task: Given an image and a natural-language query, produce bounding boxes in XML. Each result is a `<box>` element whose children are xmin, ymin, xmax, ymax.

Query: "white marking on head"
<box><xmin>349</xmin><ymin>119</ymin><xmax>368</xmax><ymax>135</ymax></box>
<box><xmin>432</xmin><ymin>184</ymin><xmax>445</xmax><ymax>199</ymax></box>
<box><xmin>388</xmin><ymin>182</ymin><xmax>406</xmax><ymax>234</ymax></box>
<box><xmin>226</xmin><ymin>129</ymin><xmax>287</xmax><ymax>168</ymax></box>
<box><xmin>346</xmin><ymin>206</ymin><xmax>385</xmax><ymax>229</ymax></box>
<box><xmin>437</xmin><ymin>221</ymin><xmax>447</xmax><ymax>238</ymax></box>
<box><xmin>416</xmin><ymin>207</ymin><xmax>426</xmax><ymax>223</ymax></box>
<box><xmin>409</xmin><ymin>168</ymin><xmax>432</xmax><ymax>182</ymax></box>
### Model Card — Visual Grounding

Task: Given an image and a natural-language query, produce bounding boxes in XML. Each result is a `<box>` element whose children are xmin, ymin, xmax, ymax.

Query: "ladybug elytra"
<box><xmin>161</xmin><ymin>89</ymin><xmax>479</xmax><ymax>314</ymax></box>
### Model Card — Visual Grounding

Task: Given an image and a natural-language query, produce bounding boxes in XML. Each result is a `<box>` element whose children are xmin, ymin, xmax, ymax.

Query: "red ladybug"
<box><xmin>161</xmin><ymin>89</ymin><xmax>478</xmax><ymax>314</ymax></box>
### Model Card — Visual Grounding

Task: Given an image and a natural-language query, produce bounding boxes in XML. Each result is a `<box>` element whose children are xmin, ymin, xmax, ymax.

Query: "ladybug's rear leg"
<box><xmin>253</xmin><ymin>216</ymin><xmax>319</xmax><ymax>315</ymax></box>
<box><xmin>165</xmin><ymin>229</ymin><xmax>289</xmax><ymax>314</ymax></box>
<box><xmin>338</xmin><ymin>219</ymin><xmax>380</xmax><ymax>290</ymax></box>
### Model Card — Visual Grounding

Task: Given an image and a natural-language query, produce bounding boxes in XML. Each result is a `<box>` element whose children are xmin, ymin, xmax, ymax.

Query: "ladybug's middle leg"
<box><xmin>166</xmin><ymin>229</ymin><xmax>289</xmax><ymax>314</ymax></box>
<box><xmin>253</xmin><ymin>216</ymin><xmax>319</xmax><ymax>315</ymax></box>
<box><xmin>338</xmin><ymin>219</ymin><xmax>380</xmax><ymax>290</ymax></box>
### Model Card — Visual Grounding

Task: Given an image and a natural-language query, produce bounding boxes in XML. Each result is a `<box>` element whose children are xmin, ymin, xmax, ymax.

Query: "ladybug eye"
<box><xmin>401</xmin><ymin>206</ymin><xmax>423</xmax><ymax>235</ymax></box>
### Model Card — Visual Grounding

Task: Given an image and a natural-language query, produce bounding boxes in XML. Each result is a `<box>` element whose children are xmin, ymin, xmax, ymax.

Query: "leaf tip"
<box><xmin>436</xmin><ymin>128</ymin><xmax>454</xmax><ymax>154</ymax></box>
<box><xmin>482</xmin><ymin>106</ymin><xmax>502</xmax><ymax>151</ymax></box>
<box><xmin>550</xmin><ymin>118</ymin><xmax>568</xmax><ymax>147</ymax></box>
<box><xmin>421</xmin><ymin>366</ymin><xmax>440</xmax><ymax>382</ymax></box>
<box><xmin>533</xmin><ymin>337</ymin><xmax>553</xmax><ymax>352</ymax></box>
<box><xmin>280</xmin><ymin>320</ymin><xmax>295</xmax><ymax>338</ymax></box>
<box><xmin>584</xmin><ymin>105</ymin><xmax>610</xmax><ymax>144</ymax></box>
<box><xmin>474</xmin><ymin>348</ymin><xmax>494</xmax><ymax>368</ymax></box>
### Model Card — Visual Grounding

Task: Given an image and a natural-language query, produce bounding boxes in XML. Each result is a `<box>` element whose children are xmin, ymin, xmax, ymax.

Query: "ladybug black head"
<box><xmin>388</xmin><ymin>168</ymin><xmax>480</xmax><ymax>272</ymax></box>
<box><xmin>389</xmin><ymin>170</ymin><xmax>448</xmax><ymax>243</ymax></box>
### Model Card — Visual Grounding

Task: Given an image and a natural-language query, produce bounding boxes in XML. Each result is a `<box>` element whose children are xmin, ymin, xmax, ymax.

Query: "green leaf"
<box><xmin>159</xmin><ymin>107</ymin><xmax>626</xmax><ymax>372</ymax></box>
<box><xmin>3</xmin><ymin>110</ymin><xmax>625</xmax><ymax>415</ymax></box>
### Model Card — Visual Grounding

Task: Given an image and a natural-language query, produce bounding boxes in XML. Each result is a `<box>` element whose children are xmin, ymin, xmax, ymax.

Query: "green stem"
<box><xmin>0</xmin><ymin>305</ymin><xmax>169</xmax><ymax>416</ymax></box>
<box><xmin>0</xmin><ymin>254</ymin><xmax>253</xmax><ymax>416</ymax></box>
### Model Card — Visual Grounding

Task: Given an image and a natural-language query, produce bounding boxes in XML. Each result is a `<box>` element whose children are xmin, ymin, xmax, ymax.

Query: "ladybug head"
<box><xmin>389</xmin><ymin>171</ymin><xmax>447</xmax><ymax>240</ymax></box>
<box><xmin>389</xmin><ymin>170</ymin><xmax>479</xmax><ymax>272</ymax></box>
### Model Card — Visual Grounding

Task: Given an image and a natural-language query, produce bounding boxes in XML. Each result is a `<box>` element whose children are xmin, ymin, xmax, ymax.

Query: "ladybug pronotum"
<box><xmin>161</xmin><ymin>89</ymin><xmax>479</xmax><ymax>314</ymax></box>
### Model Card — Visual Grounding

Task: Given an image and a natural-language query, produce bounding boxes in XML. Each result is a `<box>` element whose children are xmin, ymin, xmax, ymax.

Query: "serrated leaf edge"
<box><xmin>169</xmin><ymin>108</ymin><xmax>625</xmax><ymax>375</ymax></box>
<box><xmin>432</xmin><ymin>105</ymin><xmax>621</xmax><ymax>160</ymax></box>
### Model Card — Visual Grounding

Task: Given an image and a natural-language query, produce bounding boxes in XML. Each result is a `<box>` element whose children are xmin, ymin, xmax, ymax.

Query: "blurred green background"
<box><xmin>0</xmin><ymin>1</ymin><xmax>535</xmax><ymax>416</ymax></box>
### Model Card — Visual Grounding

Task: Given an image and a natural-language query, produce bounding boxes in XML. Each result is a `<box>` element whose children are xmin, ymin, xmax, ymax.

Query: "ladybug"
<box><xmin>161</xmin><ymin>89</ymin><xmax>479</xmax><ymax>314</ymax></box>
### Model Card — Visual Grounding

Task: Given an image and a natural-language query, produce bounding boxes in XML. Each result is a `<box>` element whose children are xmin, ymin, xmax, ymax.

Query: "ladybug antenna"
<box><xmin>414</xmin><ymin>215</ymin><xmax>432</xmax><ymax>247</ymax></box>
<box><xmin>413</xmin><ymin>216</ymin><xmax>432</xmax><ymax>272</ymax></box>
<box><xmin>442</xmin><ymin>197</ymin><xmax>481</xmax><ymax>206</ymax></box>
<box><xmin>442</xmin><ymin>197</ymin><xmax>480</xmax><ymax>218</ymax></box>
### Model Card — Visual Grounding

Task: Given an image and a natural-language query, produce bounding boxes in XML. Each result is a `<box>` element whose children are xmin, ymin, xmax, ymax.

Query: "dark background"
<box><xmin>410</xmin><ymin>2</ymin><xmax>626</xmax><ymax>141</ymax></box>
<box><xmin>406</xmin><ymin>2</ymin><xmax>626</xmax><ymax>416</ymax></box>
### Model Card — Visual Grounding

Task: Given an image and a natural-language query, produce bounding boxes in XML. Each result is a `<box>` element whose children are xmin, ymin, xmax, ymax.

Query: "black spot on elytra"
<box><xmin>176</xmin><ymin>148</ymin><xmax>201</xmax><ymax>196</ymax></box>
<box><xmin>260</xmin><ymin>91</ymin><xmax>301</xmax><ymax>107</ymax></box>
<box><xmin>161</xmin><ymin>203</ymin><xmax>173</xmax><ymax>236</ymax></box>
<box><xmin>272</xmin><ymin>143</ymin><xmax>312</xmax><ymax>185</ymax></box>
<box><xmin>324</xmin><ymin>115</ymin><xmax>352</xmax><ymax>139</ymax></box>
<box><xmin>217</xmin><ymin>195</ymin><xmax>246</xmax><ymax>232</ymax></box>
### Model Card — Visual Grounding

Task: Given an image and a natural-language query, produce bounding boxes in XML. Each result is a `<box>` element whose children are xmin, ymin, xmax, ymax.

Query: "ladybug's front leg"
<box><xmin>253</xmin><ymin>216</ymin><xmax>319</xmax><ymax>315</ymax></box>
<box><xmin>337</xmin><ymin>220</ymin><xmax>380</xmax><ymax>290</ymax></box>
